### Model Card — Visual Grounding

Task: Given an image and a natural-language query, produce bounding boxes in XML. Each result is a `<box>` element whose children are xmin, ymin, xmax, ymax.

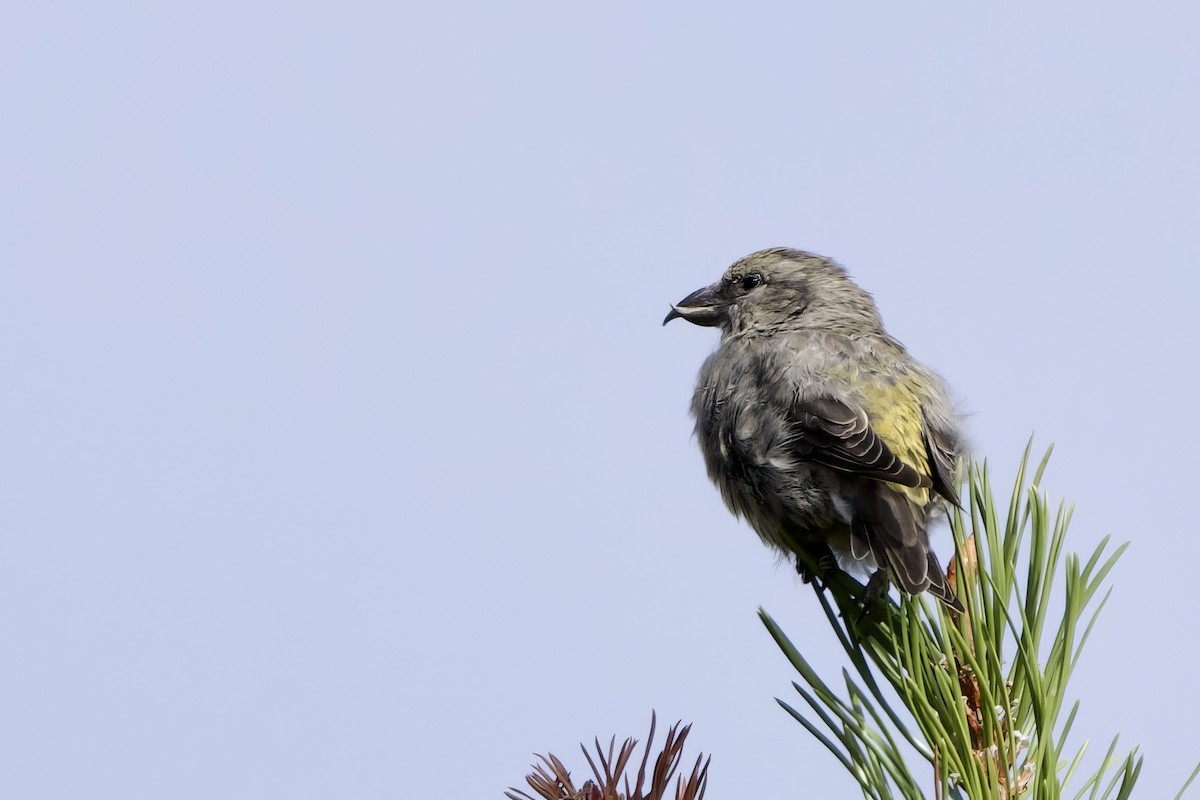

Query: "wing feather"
<box><xmin>791</xmin><ymin>396</ymin><xmax>930</xmax><ymax>489</ymax></box>
<box><xmin>922</xmin><ymin>413</ymin><xmax>962</xmax><ymax>508</ymax></box>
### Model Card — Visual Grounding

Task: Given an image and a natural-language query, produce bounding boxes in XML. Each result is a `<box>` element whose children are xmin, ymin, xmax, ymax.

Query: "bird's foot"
<box><xmin>795</xmin><ymin>547</ymin><xmax>838</xmax><ymax>589</ymax></box>
<box><xmin>854</xmin><ymin>570</ymin><xmax>891</xmax><ymax>623</ymax></box>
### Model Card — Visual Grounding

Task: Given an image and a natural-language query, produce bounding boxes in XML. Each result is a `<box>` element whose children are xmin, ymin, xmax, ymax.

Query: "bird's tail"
<box><xmin>922</xmin><ymin>550</ymin><xmax>965</xmax><ymax>612</ymax></box>
<box><xmin>854</xmin><ymin>491</ymin><xmax>964</xmax><ymax>613</ymax></box>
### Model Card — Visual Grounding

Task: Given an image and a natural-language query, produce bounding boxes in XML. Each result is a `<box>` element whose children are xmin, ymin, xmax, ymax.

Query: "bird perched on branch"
<box><xmin>664</xmin><ymin>247</ymin><xmax>964</xmax><ymax>611</ymax></box>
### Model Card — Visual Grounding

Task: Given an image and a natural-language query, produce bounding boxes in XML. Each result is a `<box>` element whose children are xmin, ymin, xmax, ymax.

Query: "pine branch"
<box><xmin>761</xmin><ymin>442</ymin><xmax>1150</xmax><ymax>799</ymax></box>
<box><xmin>506</xmin><ymin>713</ymin><xmax>710</xmax><ymax>800</ymax></box>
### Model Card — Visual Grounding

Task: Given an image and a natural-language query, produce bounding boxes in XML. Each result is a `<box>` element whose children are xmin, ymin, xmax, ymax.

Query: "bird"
<box><xmin>663</xmin><ymin>247</ymin><xmax>965</xmax><ymax>611</ymax></box>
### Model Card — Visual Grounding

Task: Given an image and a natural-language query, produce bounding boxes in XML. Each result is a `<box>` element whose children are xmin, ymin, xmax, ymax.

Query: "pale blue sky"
<box><xmin>3</xmin><ymin>2</ymin><xmax>1199</xmax><ymax>798</ymax></box>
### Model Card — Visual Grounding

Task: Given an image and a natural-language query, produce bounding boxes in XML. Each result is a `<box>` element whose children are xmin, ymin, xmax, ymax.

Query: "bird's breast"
<box><xmin>691</xmin><ymin>372</ymin><xmax>837</xmax><ymax>549</ymax></box>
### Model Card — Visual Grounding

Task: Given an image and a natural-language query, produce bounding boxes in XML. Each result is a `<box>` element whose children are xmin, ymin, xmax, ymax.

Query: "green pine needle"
<box><xmin>760</xmin><ymin>444</ymin><xmax>1189</xmax><ymax>800</ymax></box>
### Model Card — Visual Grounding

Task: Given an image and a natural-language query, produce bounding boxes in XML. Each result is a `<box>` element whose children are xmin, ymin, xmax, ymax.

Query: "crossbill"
<box><xmin>665</xmin><ymin>248</ymin><xmax>964</xmax><ymax>610</ymax></box>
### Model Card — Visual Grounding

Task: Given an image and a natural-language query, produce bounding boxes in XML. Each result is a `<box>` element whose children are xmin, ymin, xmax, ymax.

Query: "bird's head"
<box><xmin>663</xmin><ymin>247</ymin><xmax>884</xmax><ymax>336</ymax></box>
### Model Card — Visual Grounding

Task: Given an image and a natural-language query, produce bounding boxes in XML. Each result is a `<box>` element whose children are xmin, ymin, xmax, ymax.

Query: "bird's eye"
<box><xmin>741</xmin><ymin>274</ymin><xmax>762</xmax><ymax>290</ymax></box>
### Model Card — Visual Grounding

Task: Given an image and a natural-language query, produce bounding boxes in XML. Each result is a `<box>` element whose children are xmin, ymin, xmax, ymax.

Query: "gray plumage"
<box><xmin>664</xmin><ymin>248</ymin><xmax>965</xmax><ymax>610</ymax></box>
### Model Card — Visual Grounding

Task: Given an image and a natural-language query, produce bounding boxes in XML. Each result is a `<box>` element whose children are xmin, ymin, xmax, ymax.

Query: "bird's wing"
<box><xmin>922</xmin><ymin>417</ymin><xmax>962</xmax><ymax>508</ymax></box>
<box><xmin>790</xmin><ymin>396</ymin><xmax>931</xmax><ymax>490</ymax></box>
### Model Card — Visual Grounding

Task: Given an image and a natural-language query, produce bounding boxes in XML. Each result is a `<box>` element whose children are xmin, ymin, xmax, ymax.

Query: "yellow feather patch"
<box><xmin>859</xmin><ymin>377</ymin><xmax>930</xmax><ymax>506</ymax></box>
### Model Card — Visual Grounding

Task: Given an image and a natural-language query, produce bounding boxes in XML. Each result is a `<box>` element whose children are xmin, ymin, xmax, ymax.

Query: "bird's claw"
<box><xmin>854</xmin><ymin>570</ymin><xmax>891</xmax><ymax>623</ymax></box>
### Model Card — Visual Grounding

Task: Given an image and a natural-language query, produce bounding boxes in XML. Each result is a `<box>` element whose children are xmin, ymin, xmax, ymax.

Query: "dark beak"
<box><xmin>662</xmin><ymin>284</ymin><xmax>725</xmax><ymax>327</ymax></box>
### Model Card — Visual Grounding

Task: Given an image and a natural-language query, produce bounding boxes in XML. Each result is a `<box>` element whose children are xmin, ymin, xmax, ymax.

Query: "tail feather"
<box><xmin>924</xmin><ymin>561</ymin><xmax>965</xmax><ymax>612</ymax></box>
<box><xmin>853</xmin><ymin>489</ymin><xmax>963</xmax><ymax>612</ymax></box>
